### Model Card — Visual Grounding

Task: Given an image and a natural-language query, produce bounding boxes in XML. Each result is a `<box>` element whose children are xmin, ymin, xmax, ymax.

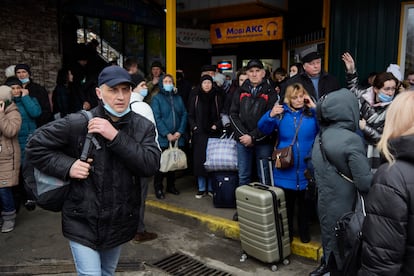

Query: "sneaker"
<box><xmin>132</xmin><ymin>231</ymin><xmax>158</xmax><ymax>243</ymax></box>
<box><xmin>195</xmin><ymin>191</ymin><xmax>205</xmax><ymax>199</ymax></box>
<box><xmin>1</xmin><ymin>219</ymin><xmax>15</xmax><ymax>233</ymax></box>
<box><xmin>207</xmin><ymin>191</ymin><xmax>213</xmax><ymax>197</ymax></box>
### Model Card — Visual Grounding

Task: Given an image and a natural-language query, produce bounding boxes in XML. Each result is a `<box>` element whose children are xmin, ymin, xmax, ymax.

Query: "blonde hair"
<box><xmin>377</xmin><ymin>92</ymin><xmax>414</xmax><ymax>164</ymax></box>
<box><xmin>283</xmin><ymin>83</ymin><xmax>309</xmax><ymax>108</ymax></box>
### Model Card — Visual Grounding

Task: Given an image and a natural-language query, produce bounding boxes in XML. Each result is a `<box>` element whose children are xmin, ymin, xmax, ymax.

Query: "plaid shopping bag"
<box><xmin>204</xmin><ymin>133</ymin><xmax>238</xmax><ymax>172</ymax></box>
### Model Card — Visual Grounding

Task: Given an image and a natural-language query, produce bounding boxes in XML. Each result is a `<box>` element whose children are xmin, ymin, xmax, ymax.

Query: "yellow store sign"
<box><xmin>210</xmin><ymin>17</ymin><xmax>283</xmax><ymax>45</ymax></box>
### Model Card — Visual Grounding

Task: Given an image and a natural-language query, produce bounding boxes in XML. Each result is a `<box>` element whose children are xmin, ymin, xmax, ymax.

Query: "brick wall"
<box><xmin>0</xmin><ymin>0</ymin><xmax>61</xmax><ymax>93</ymax></box>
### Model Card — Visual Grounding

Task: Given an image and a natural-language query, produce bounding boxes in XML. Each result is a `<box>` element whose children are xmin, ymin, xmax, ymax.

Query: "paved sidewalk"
<box><xmin>147</xmin><ymin>173</ymin><xmax>323</xmax><ymax>261</ymax></box>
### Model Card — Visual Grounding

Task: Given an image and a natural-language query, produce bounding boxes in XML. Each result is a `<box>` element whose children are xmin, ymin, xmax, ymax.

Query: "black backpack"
<box><xmin>23</xmin><ymin>110</ymin><xmax>97</xmax><ymax>212</ymax></box>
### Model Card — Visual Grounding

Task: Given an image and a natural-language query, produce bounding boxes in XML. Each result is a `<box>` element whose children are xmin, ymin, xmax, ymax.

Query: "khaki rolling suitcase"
<box><xmin>236</xmin><ymin>159</ymin><xmax>290</xmax><ymax>271</ymax></box>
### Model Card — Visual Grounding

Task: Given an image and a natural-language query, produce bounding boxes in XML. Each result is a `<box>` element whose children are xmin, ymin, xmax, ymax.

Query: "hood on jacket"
<box><xmin>317</xmin><ymin>88</ymin><xmax>359</xmax><ymax>132</ymax></box>
<box><xmin>158</xmin><ymin>74</ymin><xmax>177</xmax><ymax>95</ymax></box>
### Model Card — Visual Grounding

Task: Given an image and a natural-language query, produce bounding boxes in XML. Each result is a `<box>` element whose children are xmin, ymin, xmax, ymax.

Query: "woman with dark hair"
<box><xmin>342</xmin><ymin>52</ymin><xmax>399</xmax><ymax>172</ymax></box>
<box><xmin>258</xmin><ymin>83</ymin><xmax>318</xmax><ymax>243</ymax></box>
<box><xmin>188</xmin><ymin>75</ymin><xmax>223</xmax><ymax>198</ymax></box>
<box><xmin>289</xmin><ymin>63</ymin><xmax>304</xmax><ymax>78</ymax></box>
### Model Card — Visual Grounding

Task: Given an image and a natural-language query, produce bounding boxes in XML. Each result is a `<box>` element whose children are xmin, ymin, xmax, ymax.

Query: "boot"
<box><xmin>154</xmin><ymin>173</ymin><xmax>165</xmax><ymax>199</ymax></box>
<box><xmin>1</xmin><ymin>211</ymin><xmax>16</xmax><ymax>233</ymax></box>
<box><xmin>166</xmin><ymin>172</ymin><xmax>179</xmax><ymax>195</ymax></box>
<box><xmin>309</xmin><ymin>258</ymin><xmax>329</xmax><ymax>276</ymax></box>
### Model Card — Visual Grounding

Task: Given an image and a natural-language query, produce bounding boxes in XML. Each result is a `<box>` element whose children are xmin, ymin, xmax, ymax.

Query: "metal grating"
<box><xmin>152</xmin><ymin>252</ymin><xmax>232</xmax><ymax>276</ymax></box>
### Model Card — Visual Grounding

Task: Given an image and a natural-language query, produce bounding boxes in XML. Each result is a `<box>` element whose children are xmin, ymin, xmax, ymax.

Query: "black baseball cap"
<box><xmin>246</xmin><ymin>59</ymin><xmax>264</xmax><ymax>70</ymax></box>
<box><xmin>98</xmin><ymin>66</ymin><xmax>134</xmax><ymax>87</ymax></box>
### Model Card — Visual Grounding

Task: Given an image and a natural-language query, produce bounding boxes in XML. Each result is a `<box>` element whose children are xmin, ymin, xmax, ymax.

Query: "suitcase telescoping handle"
<box><xmin>259</xmin><ymin>157</ymin><xmax>275</xmax><ymax>186</ymax></box>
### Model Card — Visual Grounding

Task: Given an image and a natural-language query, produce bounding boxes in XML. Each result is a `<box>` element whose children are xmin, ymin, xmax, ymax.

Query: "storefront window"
<box><xmin>399</xmin><ymin>3</ymin><xmax>414</xmax><ymax>77</ymax></box>
<box><xmin>125</xmin><ymin>24</ymin><xmax>145</xmax><ymax>67</ymax></box>
<box><xmin>146</xmin><ymin>27</ymin><xmax>165</xmax><ymax>73</ymax></box>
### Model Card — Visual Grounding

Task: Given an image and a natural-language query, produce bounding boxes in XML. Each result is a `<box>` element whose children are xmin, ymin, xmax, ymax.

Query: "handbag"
<box><xmin>272</xmin><ymin>145</ymin><xmax>293</xmax><ymax>169</ymax></box>
<box><xmin>159</xmin><ymin>141</ymin><xmax>188</xmax><ymax>172</ymax></box>
<box><xmin>335</xmin><ymin>190</ymin><xmax>365</xmax><ymax>275</ymax></box>
<box><xmin>272</xmin><ymin>114</ymin><xmax>303</xmax><ymax>169</ymax></box>
<box><xmin>204</xmin><ymin>132</ymin><xmax>237</xmax><ymax>172</ymax></box>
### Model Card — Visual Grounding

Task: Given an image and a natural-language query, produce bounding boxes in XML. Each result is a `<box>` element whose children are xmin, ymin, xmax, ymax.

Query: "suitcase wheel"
<box><xmin>282</xmin><ymin>258</ymin><xmax>290</xmax><ymax>265</ymax></box>
<box><xmin>240</xmin><ymin>253</ymin><xmax>247</xmax><ymax>263</ymax></box>
<box><xmin>270</xmin><ymin>264</ymin><xmax>278</xmax><ymax>271</ymax></box>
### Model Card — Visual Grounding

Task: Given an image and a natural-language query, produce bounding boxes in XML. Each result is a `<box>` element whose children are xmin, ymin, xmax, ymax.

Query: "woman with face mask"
<box><xmin>342</xmin><ymin>52</ymin><xmax>399</xmax><ymax>172</ymax></box>
<box><xmin>150</xmin><ymin>74</ymin><xmax>187</xmax><ymax>199</ymax></box>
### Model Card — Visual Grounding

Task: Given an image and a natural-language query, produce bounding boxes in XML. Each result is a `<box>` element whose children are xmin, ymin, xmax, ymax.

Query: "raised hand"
<box><xmin>341</xmin><ymin>52</ymin><xmax>356</xmax><ymax>74</ymax></box>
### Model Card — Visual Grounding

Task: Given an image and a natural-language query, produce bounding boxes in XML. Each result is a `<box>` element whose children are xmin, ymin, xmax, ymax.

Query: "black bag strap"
<box><xmin>79</xmin><ymin>110</ymin><xmax>101</xmax><ymax>161</ymax></box>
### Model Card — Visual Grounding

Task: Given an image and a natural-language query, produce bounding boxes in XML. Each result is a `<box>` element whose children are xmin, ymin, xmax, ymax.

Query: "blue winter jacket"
<box><xmin>13</xmin><ymin>95</ymin><xmax>41</xmax><ymax>162</ymax></box>
<box><xmin>151</xmin><ymin>85</ymin><xmax>187</xmax><ymax>148</ymax></box>
<box><xmin>258</xmin><ymin>105</ymin><xmax>318</xmax><ymax>190</ymax></box>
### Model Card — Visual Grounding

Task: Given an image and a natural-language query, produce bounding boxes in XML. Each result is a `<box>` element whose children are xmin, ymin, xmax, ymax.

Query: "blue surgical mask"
<box><xmin>139</xmin><ymin>88</ymin><xmax>148</xmax><ymax>98</ymax></box>
<box><xmin>102</xmin><ymin>99</ymin><xmax>130</xmax><ymax>117</ymax></box>
<box><xmin>378</xmin><ymin>92</ymin><xmax>394</xmax><ymax>103</ymax></box>
<box><xmin>20</xmin><ymin>78</ymin><xmax>29</xmax><ymax>84</ymax></box>
<box><xmin>164</xmin><ymin>84</ymin><xmax>174</xmax><ymax>92</ymax></box>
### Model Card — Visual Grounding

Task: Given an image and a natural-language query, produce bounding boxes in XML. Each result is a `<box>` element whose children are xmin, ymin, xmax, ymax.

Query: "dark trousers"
<box><xmin>284</xmin><ymin>189</ymin><xmax>309</xmax><ymax>239</ymax></box>
<box><xmin>154</xmin><ymin>171</ymin><xmax>175</xmax><ymax>192</ymax></box>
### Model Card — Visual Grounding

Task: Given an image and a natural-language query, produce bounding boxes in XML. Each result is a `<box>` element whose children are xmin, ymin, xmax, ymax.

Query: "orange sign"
<box><xmin>210</xmin><ymin>17</ymin><xmax>283</xmax><ymax>45</ymax></box>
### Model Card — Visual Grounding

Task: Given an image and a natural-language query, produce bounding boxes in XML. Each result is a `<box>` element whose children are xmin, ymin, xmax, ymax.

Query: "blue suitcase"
<box><xmin>210</xmin><ymin>171</ymin><xmax>238</xmax><ymax>208</ymax></box>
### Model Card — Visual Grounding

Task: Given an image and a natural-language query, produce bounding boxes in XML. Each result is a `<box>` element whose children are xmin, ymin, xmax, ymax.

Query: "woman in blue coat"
<box><xmin>258</xmin><ymin>83</ymin><xmax>318</xmax><ymax>243</ymax></box>
<box><xmin>151</xmin><ymin>74</ymin><xmax>187</xmax><ymax>199</ymax></box>
<box><xmin>5</xmin><ymin>77</ymin><xmax>41</xmax><ymax>163</ymax></box>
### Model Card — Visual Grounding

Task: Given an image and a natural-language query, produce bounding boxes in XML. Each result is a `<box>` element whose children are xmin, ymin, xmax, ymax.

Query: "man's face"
<box><xmin>16</xmin><ymin>69</ymin><xmax>29</xmax><ymax>80</ymax></box>
<box><xmin>152</xmin><ymin>67</ymin><xmax>162</xmax><ymax>78</ymax></box>
<box><xmin>303</xmin><ymin>58</ymin><xmax>322</xmax><ymax>77</ymax></box>
<box><xmin>96</xmin><ymin>83</ymin><xmax>132</xmax><ymax>113</ymax></box>
<box><xmin>129</xmin><ymin>64</ymin><xmax>138</xmax><ymax>75</ymax></box>
<box><xmin>247</xmin><ymin>67</ymin><xmax>265</xmax><ymax>86</ymax></box>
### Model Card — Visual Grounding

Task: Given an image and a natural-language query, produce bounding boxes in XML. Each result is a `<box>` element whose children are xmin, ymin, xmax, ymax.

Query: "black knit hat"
<box><xmin>200</xmin><ymin>74</ymin><xmax>213</xmax><ymax>84</ymax></box>
<box><xmin>14</xmin><ymin>63</ymin><xmax>31</xmax><ymax>75</ymax></box>
<box><xmin>151</xmin><ymin>61</ymin><xmax>163</xmax><ymax>68</ymax></box>
<box><xmin>5</xmin><ymin>76</ymin><xmax>22</xmax><ymax>87</ymax></box>
<box><xmin>131</xmin><ymin>74</ymin><xmax>145</xmax><ymax>87</ymax></box>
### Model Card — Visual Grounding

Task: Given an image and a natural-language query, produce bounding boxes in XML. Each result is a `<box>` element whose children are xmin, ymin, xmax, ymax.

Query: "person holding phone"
<box><xmin>258</xmin><ymin>83</ymin><xmax>318</xmax><ymax>243</ymax></box>
<box><xmin>0</xmin><ymin>85</ymin><xmax>22</xmax><ymax>233</ymax></box>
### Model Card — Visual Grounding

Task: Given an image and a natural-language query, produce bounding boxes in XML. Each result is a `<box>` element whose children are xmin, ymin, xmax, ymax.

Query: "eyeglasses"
<box><xmin>382</xmin><ymin>87</ymin><xmax>396</xmax><ymax>91</ymax></box>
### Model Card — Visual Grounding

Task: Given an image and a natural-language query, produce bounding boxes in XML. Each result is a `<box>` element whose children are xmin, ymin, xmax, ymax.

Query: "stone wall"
<box><xmin>0</xmin><ymin>0</ymin><xmax>61</xmax><ymax>93</ymax></box>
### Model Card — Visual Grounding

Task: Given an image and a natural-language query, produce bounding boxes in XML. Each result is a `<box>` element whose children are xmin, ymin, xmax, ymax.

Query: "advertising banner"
<box><xmin>210</xmin><ymin>17</ymin><xmax>283</xmax><ymax>45</ymax></box>
<box><xmin>177</xmin><ymin>28</ymin><xmax>211</xmax><ymax>49</ymax></box>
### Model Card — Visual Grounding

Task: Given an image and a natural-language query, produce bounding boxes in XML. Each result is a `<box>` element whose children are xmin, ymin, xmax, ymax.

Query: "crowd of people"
<box><xmin>1</xmin><ymin>47</ymin><xmax>414</xmax><ymax>275</ymax></box>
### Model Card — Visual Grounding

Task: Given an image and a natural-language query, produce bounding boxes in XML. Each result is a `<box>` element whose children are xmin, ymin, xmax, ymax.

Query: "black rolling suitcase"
<box><xmin>210</xmin><ymin>171</ymin><xmax>238</xmax><ymax>208</ymax></box>
<box><xmin>235</xmin><ymin>159</ymin><xmax>290</xmax><ymax>271</ymax></box>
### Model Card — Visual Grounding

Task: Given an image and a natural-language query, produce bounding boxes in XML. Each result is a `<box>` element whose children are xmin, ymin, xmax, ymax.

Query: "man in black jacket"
<box><xmin>230</xmin><ymin>59</ymin><xmax>278</xmax><ymax>221</ymax></box>
<box><xmin>280</xmin><ymin>51</ymin><xmax>340</xmax><ymax>102</ymax></box>
<box><xmin>25</xmin><ymin>66</ymin><xmax>161</xmax><ymax>275</ymax></box>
